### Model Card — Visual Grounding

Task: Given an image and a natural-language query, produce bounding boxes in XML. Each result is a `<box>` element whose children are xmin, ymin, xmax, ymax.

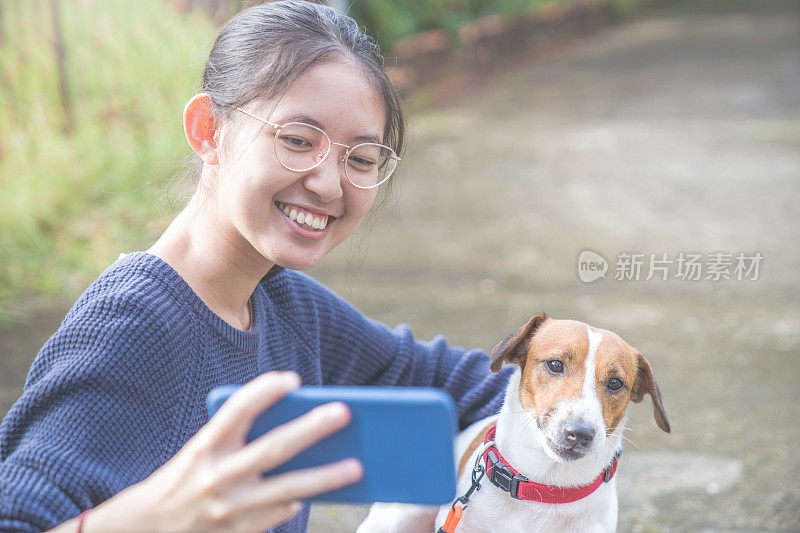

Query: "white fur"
<box><xmin>358</xmin><ymin>328</ymin><xmax>625</xmax><ymax>533</ymax></box>
<box><xmin>537</xmin><ymin>326</ymin><xmax>607</xmax><ymax>462</ymax></box>
<box><xmin>356</xmin><ymin>502</ymin><xmax>439</xmax><ymax>532</ymax></box>
<box><xmin>584</xmin><ymin>326</ymin><xmax>603</xmax><ymax>401</ymax></box>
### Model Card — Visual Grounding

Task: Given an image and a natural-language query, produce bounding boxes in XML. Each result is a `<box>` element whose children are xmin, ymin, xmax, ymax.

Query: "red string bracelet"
<box><xmin>76</xmin><ymin>510</ymin><xmax>91</xmax><ymax>533</ymax></box>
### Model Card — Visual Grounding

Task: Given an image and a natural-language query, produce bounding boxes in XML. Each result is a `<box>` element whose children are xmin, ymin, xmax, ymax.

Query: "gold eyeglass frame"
<box><xmin>235</xmin><ymin>107</ymin><xmax>400</xmax><ymax>190</ymax></box>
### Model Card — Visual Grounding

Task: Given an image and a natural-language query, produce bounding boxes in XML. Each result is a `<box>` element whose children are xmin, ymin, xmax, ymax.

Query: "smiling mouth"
<box><xmin>276</xmin><ymin>202</ymin><xmax>333</xmax><ymax>231</ymax></box>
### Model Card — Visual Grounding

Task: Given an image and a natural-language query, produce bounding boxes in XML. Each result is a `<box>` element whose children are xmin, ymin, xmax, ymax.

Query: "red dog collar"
<box><xmin>481</xmin><ymin>424</ymin><xmax>621</xmax><ymax>504</ymax></box>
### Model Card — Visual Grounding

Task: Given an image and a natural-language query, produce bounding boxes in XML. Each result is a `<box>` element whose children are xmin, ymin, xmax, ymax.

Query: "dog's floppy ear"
<box><xmin>631</xmin><ymin>352</ymin><xmax>671</xmax><ymax>433</ymax></box>
<box><xmin>490</xmin><ymin>314</ymin><xmax>549</xmax><ymax>373</ymax></box>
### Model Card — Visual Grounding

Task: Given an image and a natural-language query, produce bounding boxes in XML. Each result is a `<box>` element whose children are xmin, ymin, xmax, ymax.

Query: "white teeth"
<box><xmin>279</xmin><ymin>202</ymin><xmax>330</xmax><ymax>231</ymax></box>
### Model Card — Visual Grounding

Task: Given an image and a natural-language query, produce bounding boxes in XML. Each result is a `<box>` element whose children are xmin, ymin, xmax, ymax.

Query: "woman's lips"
<box><xmin>276</xmin><ymin>202</ymin><xmax>331</xmax><ymax>231</ymax></box>
<box><xmin>275</xmin><ymin>202</ymin><xmax>338</xmax><ymax>241</ymax></box>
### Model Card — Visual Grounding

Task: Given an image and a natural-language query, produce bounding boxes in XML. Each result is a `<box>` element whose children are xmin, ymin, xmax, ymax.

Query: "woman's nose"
<box><xmin>303</xmin><ymin>149</ymin><xmax>345</xmax><ymax>203</ymax></box>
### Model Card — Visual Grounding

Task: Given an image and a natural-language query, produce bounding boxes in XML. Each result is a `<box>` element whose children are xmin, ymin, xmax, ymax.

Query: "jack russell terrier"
<box><xmin>358</xmin><ymin>314</ymin><xmax>670</xmax><ymax>533</ymax></box>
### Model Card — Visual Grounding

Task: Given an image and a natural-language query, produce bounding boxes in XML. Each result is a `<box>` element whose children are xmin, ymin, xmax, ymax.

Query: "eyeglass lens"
<box><xmin>274</xmin><ymin>122</ymin><xmax>397</xmax><ymax>188</ymax></box>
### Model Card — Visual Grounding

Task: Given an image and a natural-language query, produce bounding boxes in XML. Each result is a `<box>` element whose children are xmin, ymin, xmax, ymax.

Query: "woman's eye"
<box><xmin>607</xmin><ymin>378</ymin><xmax>624</xmax><ymax>391</ymax></box>
<box><xmin>546</xmin><ymin>360</ymin><xmax>564</xmax><ymax>374</ymax></box>
<box><xmin>281</xmin><ymin>135</ymin><xmax>313</xmax><ymax>150</ymax></box>
<box><xmin>348</xmin><ymin>155</ymin><xmax>376</xmax><ymax>170</ymax></box>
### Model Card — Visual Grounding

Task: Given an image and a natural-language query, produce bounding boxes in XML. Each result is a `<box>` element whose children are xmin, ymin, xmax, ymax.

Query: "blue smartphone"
<box><xmin>206</xmin><ymin>385</ymin><xmax>458</xmax><ymax>505</ymax></box>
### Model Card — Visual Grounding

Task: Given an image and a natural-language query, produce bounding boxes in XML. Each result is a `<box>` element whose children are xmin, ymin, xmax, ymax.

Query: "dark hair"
<box><xmin>187</xmin><ymin>0</ymin><xmax>406</xmax><ymax>281</ymax></box>
<box><xmin>203</xmin><ymin>0</ymin><xmax>405</xmax><ymax>157</ymax></box>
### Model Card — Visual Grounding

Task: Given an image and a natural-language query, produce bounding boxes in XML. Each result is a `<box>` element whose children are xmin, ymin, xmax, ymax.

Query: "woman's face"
<box><xmin>212</xmin><ymin>61</ymin><xmax>386</xmax><ymax>271</ymax></box>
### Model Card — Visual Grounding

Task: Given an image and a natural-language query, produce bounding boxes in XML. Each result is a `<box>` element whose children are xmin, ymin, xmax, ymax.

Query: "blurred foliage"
<box><xmin>349</xmin><ymin>0</ymin><xmax>640</xmax><ymax>50</ymax></box>
<box><xmin>0</xmin><ymin>0</ymin><xmax>215</xmax><ymax>311</ymax></box>
<box><xmin>0</xmin><ymin>0</ymin><xmax>640</xmax><ymax>316</ymax></box>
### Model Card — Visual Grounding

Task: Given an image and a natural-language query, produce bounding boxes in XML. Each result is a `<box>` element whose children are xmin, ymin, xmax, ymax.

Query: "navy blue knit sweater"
<box><xmin>0</xmin><ymin>252</ymin><xmax>512</xmax><ymax>532</ymax></box>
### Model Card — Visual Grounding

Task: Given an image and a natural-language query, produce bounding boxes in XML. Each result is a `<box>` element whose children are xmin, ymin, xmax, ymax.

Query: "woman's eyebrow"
<box><xmin>278</xmin><ymin>113</ymin><xmax>326</xmax><ymax>130</ymax></box>
<box><xmin>352</xmin><ymin>133</ymin><xmax>382</xmax><ymax>144</ymax></box>
<box><xmin>278</xmin><ymin>113</ymin><xmax>382</xmax><ymax>144</ymax></box>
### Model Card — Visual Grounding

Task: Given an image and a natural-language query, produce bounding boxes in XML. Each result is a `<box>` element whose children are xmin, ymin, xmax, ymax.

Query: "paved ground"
<box><xmin>1</xmin><ymin>1</ymin><xmax>798</xmax><ymax>531</ymax></box>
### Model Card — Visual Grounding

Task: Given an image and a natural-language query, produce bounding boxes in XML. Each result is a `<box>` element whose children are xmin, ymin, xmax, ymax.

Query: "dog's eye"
<box><xmin>607</xmin><ymin>378</ymin><xmax>624</xmax><ymax>391</ymax></box>
<box><xmin>546</xmin><ymin>360</ymin><xmax>564</xmax><ymax>374</ymax></box>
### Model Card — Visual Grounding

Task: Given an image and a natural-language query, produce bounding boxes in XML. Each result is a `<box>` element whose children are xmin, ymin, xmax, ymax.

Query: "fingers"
<box><xmin>241</xmin><ymin>458</ymin><xmax>363</xmax><ymax>511</ymax></box>
<box><xmin>220</xmin><ymin>400</ymin><xmax>352</xmax><ymax>480</ymax></box>
<box><xmin>205</xmin><ymin>371</ymin><xmax>302</xmax><ymax>448</ymax></box>
<box><xmin>188</xmin><ymin>371</ymin><xmax>362</xmax><ymax>528</ymax></box>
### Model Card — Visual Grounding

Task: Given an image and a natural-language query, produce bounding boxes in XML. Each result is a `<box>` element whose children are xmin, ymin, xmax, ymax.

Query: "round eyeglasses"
<box><xmin>235</xmin><ymin>107</ymin><xmax>400</xmax><ymax>189</ymax></box>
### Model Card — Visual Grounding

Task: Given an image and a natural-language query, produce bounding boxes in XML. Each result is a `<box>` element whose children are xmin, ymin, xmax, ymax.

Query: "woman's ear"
<box><xmin>183</xmin><ymin>93</ymin><xmax>219</xmax><ymax>165</ymax></box>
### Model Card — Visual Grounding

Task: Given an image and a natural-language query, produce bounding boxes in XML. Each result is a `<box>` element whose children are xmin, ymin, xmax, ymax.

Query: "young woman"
<box><xmin>0</xmin><ymin>2</ymin><xmax>512</xmax><ymax>532</ymax></box>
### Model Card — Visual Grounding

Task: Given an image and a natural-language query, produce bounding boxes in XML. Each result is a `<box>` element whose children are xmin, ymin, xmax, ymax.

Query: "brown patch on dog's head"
<box><xmin>516</xmin><ymin>319</ymin><xmax>593</xmax><ymax>420</ymax></box>
<box><xmin>490</xmin><ymin>313</ymin><xmax>550</xmax><ymax>373</ymax></box>
<box><xmin>630</xmin><ymin>352</ymin><xmax>671</xmax><ymax>433</ymax></box>
<box><xmin>592</xmin><ymin>331</ymin><xmax>643</xmax><ymax>434</ymax></box>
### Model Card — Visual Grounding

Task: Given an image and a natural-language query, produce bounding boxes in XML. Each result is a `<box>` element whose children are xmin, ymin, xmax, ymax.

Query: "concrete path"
<box><xmin>1</xmin><ymin>1</ymin><xmax>798</xmax><ymax>531</ymax></box>
<box><xmin>307</xmin><ymin>1</ymin><xmax>800</xmax><ymax>531</ymax></box>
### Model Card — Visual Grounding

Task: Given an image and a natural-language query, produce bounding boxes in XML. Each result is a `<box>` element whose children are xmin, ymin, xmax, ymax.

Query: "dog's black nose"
<box><xmin>564</xmin><ymin>421</ymin><xmax>595</xmax><ymax>449</ymax></box>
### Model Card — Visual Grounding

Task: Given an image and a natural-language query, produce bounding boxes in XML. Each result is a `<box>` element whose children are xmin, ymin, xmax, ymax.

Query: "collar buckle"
<box><xmin>486</xmin><ymin>449</ymin><xmax>528</xmax><ymax>499</ymax></box>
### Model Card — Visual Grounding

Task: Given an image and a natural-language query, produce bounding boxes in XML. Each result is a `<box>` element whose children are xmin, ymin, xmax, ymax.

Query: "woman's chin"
<box><xmin>268</xmin><ymin>251</ymin><xmax>325</xmax><ymax>272</ymax></box>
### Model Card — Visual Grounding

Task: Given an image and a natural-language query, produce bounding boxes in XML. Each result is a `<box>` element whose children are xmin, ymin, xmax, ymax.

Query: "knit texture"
<box><xmin>0</xmin><ymin>251</ymin><xmax>513</xmax><ymax>532</ymax></box>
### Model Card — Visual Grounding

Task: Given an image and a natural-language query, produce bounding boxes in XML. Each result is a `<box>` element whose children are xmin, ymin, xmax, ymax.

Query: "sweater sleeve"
<box><xmin>285</xmin><ymin>273</ymin><xmax>514</xmax><ymax>431</ymax></box>
<box><xmin>0</xmin><ymin>291</ymin><xmax>198</xmax><ymax>532</ymax></box>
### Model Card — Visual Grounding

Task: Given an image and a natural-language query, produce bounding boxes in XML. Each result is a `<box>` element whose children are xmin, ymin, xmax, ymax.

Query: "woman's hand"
<box><xmin>82</xmin><ymin>371</ymin><xmax>362</xmax><ymax>533</ymax></box>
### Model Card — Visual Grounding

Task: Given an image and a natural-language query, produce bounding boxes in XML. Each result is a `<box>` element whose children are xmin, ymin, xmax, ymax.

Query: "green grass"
<box><xmin>0</xmin><ymin>0</ymin><xmax>215</xmax><ymax>313</ymax></box>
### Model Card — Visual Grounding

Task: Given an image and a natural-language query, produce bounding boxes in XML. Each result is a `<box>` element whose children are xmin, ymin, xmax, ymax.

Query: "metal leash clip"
<box><xmin>437</xmin><ymin>440</ymin><xmax>493</xmax><ymax>533</ymax></box>
<box><xmin>456</xmin><ymin>462</ymin><xmax>486</xmax><ymax>507</ymax></box>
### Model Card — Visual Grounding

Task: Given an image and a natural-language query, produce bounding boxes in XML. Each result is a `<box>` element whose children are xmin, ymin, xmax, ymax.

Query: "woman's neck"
<box><xmin>147</xmin><ymin>192</ymin><xmax>272</xmax><ymax>331</ymax></box>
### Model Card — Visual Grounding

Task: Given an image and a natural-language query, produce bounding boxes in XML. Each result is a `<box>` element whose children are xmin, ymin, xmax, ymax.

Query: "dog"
<box><xmin>357</xmin><ymin>314</ymin><xmax>670</xmax><ymax>533</ymax></box>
